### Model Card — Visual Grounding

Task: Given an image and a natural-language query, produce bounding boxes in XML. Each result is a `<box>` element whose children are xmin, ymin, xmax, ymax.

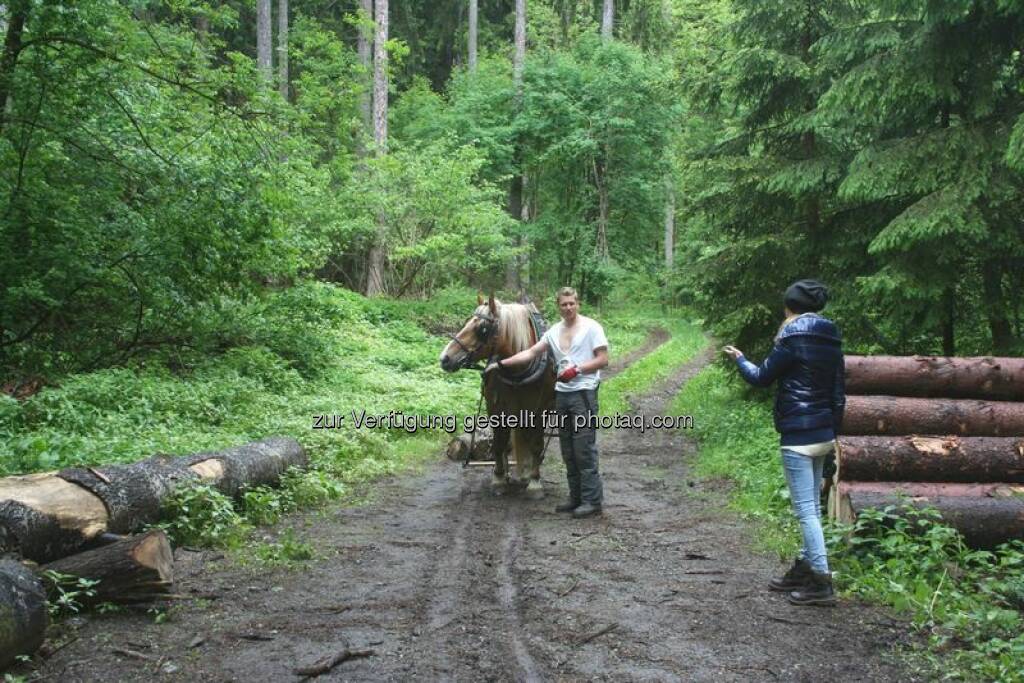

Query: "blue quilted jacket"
<box><xmin>734</xmin><ymin>314</ymin><xmax>845</xmax><ymax>446</ymax></box>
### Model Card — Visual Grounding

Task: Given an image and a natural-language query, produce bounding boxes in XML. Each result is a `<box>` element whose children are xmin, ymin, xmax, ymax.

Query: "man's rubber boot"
<box><xmin>787</xmin><ymin>570</ymin><xmax>836</xmax><ymax>606</ymax></box>
<box><xmin>572</xmin><ymin>503</ymin><xmax>602</xmax><ymax>518</ymax></box>
<box><xmin>555</xmin><ymin>500</ymin><xmax>580</xmax><ymax>513</ymax></box>
<box><xmin>768</xmin><ymin>558</ymin><xmax>813</xmax><ymax>592</ymax></box>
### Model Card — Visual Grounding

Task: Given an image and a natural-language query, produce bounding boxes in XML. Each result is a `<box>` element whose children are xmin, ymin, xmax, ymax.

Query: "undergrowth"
<box><xmin>674</xmin><ymin>362</ymin><xmax>1024</xmax><ymax>682</ymax></box>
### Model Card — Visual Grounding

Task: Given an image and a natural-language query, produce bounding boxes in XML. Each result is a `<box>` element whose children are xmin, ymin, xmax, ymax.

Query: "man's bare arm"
<box><xmin>578</xmin><ymin>347</ymin><xmax>609</xmax><ymax>374</ymax></box>
<box><xmin>489</xmin><ymin>339</ymin><xmax>548</xmax><ymax>370</ymax></box>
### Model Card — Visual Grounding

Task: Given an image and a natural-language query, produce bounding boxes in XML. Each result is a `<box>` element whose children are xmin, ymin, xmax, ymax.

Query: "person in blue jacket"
<box><xmin>723</xmin><ymin>280</ymin><xmax>845</xmax><ymax>606</ymax></box>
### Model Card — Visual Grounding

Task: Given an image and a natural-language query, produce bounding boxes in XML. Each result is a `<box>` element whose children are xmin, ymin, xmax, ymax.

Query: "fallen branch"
<box><xmin>294</xmin><ymin>647</ymin><xmax>375</xmax><ymax>678</ymax></box>
<box><xmin>575</xmin><ymin>623</ymin><xmax>619</xmax><ymax>646</ymax></box>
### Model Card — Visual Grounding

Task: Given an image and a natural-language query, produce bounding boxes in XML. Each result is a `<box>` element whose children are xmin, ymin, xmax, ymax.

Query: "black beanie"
<box><xmin>784</xmin><ymin>279</ymin><xmax>828</xmax><ymax>313</ymax></box>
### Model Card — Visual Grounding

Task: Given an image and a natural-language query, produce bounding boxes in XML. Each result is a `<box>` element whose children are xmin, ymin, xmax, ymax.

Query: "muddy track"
<box><xmin>30</xmin><ymin>344</ymin><xmax>916</xmax><ymax>682</ymax></box>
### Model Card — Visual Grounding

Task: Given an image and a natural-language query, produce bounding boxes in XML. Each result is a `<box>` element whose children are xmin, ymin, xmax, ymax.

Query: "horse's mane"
<box><xmin>476</xmin><ymin>301</ymin><xmax>535</xmax><ymax>353</ymax></box>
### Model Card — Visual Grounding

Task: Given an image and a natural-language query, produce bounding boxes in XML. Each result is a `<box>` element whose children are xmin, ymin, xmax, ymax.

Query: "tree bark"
<box><xmin>838</xmin><ymin>435</ymin><xmax>1024</xmax><ymax>483</ymax></box>
<box><xmin>0</xmin><ymin>558</ymin><xmax>47</xmax><ymax>669</ymax></box>
<box><xmin>277</xmin><ymin>0</ymin><xmax>288</xmax><ymax>100</ymax></box>
<box><xmin>844</xmin><ymin>355</ymin><xmax>1024</xmax><ymax>401</ymax></box>
<box><xmin>256</xmin><ymin>0</ymin><xmax>272</xmax><ymax>84</ymax></box>
<box><xmin>841</xmin><ymin>395</ymin><xmax>1024</xmax><ymax>437</ymax></box>
<box><xmin>468</xmin><ymin>0</ymin><xmax>478</xmax><ymax>72</ymax></box>
<box><xmin>505</xmin><ymin>0</ymin><xmax>527</xmax><ymax>293</ymax></box>
<box><xmin>0</xmin><ymin>0</ymin><xmax>28</xmax><ymax>134</ymax></box>
<box><xmin>358</xmin><ymin>0</ymin><xmax>373</xmax><ymax>151</ymax></box>
<box><xmin>982</xmin><ymin>260</ymin><xmax>1015</xmax><ymax>354</ymax></box>
<box><xmin>833</xmin><ymin>481</ymin><xmax>1024</xmax><ymax>549</ymax></box>
<box><xmin>365</xmin><ymin>0</ymin><xmax>389</xmax><ymax>297</ymax></box>
<box><xmin>0</xmin><ymin>437</ymin><xmax>306</xmax><ymax>562</ymax></box>
<box><xmin>594</xmin><ymin>155</ymin><xmax>609</xmax><ymax>261</ymax></box>
<box><xmin>42</xmin><ymin>530</ymin><xmax>173</xmax><ymax>605</ymax></box>
<box><xmin>601</xmin><ymin>0</ymin><xmax>614</xmax><ymax>41</ymax></box>
<box><xmin>664</xmin><ymin>180</ymin><xmax>675</xmax><ymax>270</ymax></box>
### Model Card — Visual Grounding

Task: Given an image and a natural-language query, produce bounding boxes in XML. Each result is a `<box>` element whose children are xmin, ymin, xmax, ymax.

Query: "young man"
<box><xmin>488</xmin><ymin>287</ymin><xmax>609</xmax><ymax>517</ymax></box>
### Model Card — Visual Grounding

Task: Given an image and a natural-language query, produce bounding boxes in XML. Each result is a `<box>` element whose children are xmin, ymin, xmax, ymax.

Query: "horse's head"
<box><xmin>440</xmin><ymin>293</ymin><xmax>501</xmax><ymax>373</ymax></box>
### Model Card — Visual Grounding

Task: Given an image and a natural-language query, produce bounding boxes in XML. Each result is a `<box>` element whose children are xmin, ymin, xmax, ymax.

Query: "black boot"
<box><xmin>768</xmin><ymin>558</ymin><xmax>813</xmax><ymax>592</ymax></box>
<box><xmin>572</xmin><ymin>502</ymin><xmax>602</xmax><ymax>518</ymax></box>
<box><xmin>554</xmin><ymin>500</ymin><xmax>581</xmax><ymax>513</ymax></box>
<box><xmin>787</xmin><ymin>570</ymin><xmax>836</xmax><ymax>606</ymax></box>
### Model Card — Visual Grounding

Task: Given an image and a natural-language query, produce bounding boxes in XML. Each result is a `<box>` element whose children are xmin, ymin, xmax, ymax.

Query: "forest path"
<box><xmin>34</xmin><ymin>344</ymin><xmax>913</xmax><ymax>682</ymax></box>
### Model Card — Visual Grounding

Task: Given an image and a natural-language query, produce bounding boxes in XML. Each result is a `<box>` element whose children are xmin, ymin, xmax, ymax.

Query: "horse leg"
<box><xmin>491</xmin><ymin>426</ymin><xmax>511</xmax><ymax>493</ymax></box>
<box><xmin>518</xmin><ymin>427</ymin><xmax>545</xmax><ymax>500</ymax></box>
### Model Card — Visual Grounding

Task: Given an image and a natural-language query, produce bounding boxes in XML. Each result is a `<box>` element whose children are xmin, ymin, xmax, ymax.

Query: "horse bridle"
<box><xmin>449</xmin><ymin>311</ymin><xmax>499</xmax><ymax>370</ymax></box>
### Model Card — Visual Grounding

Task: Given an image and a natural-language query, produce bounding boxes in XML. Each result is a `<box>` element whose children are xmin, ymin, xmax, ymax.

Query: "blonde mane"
<box><xmin>476</xmin><ymin>301</ymin><xmax>535</xmax><ymax>353</ymax></box>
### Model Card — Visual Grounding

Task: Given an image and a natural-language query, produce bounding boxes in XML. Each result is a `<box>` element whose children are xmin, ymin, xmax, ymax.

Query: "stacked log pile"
<box><xmin>0</xmin><ymin>437</ymin><xmax>306</xmax><ymax>667</ymax></box>
<box><xmin>832</xmin><ymin>356</ymin><xmax>1024</xmax><ymax>549</ymax></box>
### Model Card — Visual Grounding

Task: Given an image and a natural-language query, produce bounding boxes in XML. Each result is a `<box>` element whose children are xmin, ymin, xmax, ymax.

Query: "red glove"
<box><xmin>557</xmin><ymin>365</ymin><xmax>580</xmax><ymax>382</ymax></box>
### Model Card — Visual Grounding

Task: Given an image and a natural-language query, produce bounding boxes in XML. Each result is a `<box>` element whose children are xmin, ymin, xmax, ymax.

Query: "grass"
<box><xmin>599</xmin><ymin>317</ymin><xmax>706</xmax><ymax>416</ymax></box>
<box><xmin>673</xmin><ymin>361</ymin><xmax>1024</xmax><ymax>682</ymax></box>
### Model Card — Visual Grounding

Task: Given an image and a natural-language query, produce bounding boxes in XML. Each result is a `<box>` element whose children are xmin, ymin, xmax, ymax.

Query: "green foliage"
<box><xmin>832</xmin><ymin>505</ymin><xmax>1024</xmax><ymax>682</ymax></box>
<box><xmin>254</xmin><ymin>528</ymin><xmax>316</xmax><ymax>568</ymax></box>
<box><xmin>154</xmin><ymin>484</ymin><xmax>248</xmax><ymax>549</ymax></box>
<box><xmin>42</xmin><ymin>570</ymin><xmax>100</xmax><ymax>620</ymax></box>
<box><xmin>673</xmin><ymin>0</ymin><xmax>1024</xmax><ymax>357</ymax></box>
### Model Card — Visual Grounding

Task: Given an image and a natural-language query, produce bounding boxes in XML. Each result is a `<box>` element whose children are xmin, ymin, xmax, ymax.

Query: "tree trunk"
<box><xmin>42</xmin><ymin>530</ymin><xmax>173</xmax><ymax>605</ymax></box>
<box><xmin>277</xmin><ymin>0</ymin><xmax>288</xmax><ymax>100</ymax></box>
<box><xmin>601</xmin><ymin>0</ymin><xmax>614</xmax><ymax>40</ymax></box>
<box><xmin>468</xmin><ymin>0</ymin><xmax>478</xmax><ymax>72</ymax></box>
<box><xmin>982</xmin><ymin>260</ymin><xmax>1015</xmax><ymax>354</ymax></box>
<box><xmin>256</xmin><ymin>0</ymin><xmax>272</xmax><ymax>83</ymax></box>
<box><xmin>0</xmin><ymin>0</ymin><xmax>28</xmax><ymax>134</ymax></box>
<box><xmin>844</xmin><ymin>355</ymin><xmax>1024</xmax><ymax>401</ymax></box>
<box><xmin>0</xmin><ymin>558</ymin><xmax>47</xmax><ymax>669</ymax></box>
<box><xmin>0</xmin><ymin>437</ymin><xmax>306</xmax><ymax>562</ymax></box>
<box><xmin>365</xmin><ymin>0</ymin><xmax>389</xmax><ymax>297</ymax></box>
<box><xmin>942</xmin><ymin>286</ymin><xmax>955</xmax><ymax>356</ymax></box>
<box><xmin>664</xmin><ymin>181</ymin><xmax>675</xmax><ymax>270</ymax></box>
<box><xmin>833</xmin><ymin>481</ymin><xmax>1024</xmax><ymax>549</ymax></box>
<box><xmin>594</xmin><ymin>156</ymin><xmax>609</xmax><ymax>261</ymax></box>
<box><xmin>838</xmin><ymin>435</ymin><xmax>1024</xmax><ymax>483</ymax></box>
<box><xmin>196</xmin><ymin>13</ymin><xmax>210</xmax><ymax>43</ymax></box>
<box><xmin>358</xmin><ymin>0</ymin><xmax>373</xmax><ymax>153</ymax></box>
<box><xmin>842</xmin><ymin>395</ymin><xmax>1024</xmax><ymax>437</ymax></box>
<box><xmin>506</xmin><ymin>0</ymin><xmax>527</xmax><ymax>292</ymax></box>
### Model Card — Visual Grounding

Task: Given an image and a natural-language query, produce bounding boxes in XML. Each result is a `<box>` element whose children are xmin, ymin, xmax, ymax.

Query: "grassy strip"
<box><xmin>671</xmin><ymin>363</ymin><xmax>1024</xmax><ymax>682</ymax></box>
<box><xmin>599</xmin><ymin>318</ymin><xmax>706</xmax><ymax>416</ymax></box>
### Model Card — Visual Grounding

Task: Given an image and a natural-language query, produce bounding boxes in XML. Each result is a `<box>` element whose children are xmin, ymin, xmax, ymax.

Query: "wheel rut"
<box><xmin>31</xmin><ymin>338</ymin><xmax>916</xmax><ymax>682</ymax></box>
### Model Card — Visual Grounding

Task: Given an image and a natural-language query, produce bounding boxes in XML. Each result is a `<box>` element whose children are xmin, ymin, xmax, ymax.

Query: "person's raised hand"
<box><xmin>722</xmin><ymin>345</ymin><xmax>743</xmax><ymax>360</ymax></box>
<box><xmin>557</xmin><ymin>365</ymin><xmax>580</xmax><ymax>382</ymax></box>
<box><xmin>484</xmin><ymin>360</ymin><xmax>502</xmax><ymax>374</ymax></box>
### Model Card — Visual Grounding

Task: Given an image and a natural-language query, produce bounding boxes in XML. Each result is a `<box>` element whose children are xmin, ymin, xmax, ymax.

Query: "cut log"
<box><xmin>842</xmin><ymin>395</ymin><xmax>1024</xmax><ymax>436</ymax></box>
<box><xmin>833</xmin><ymin>481</ymin><xmax>1024</xmax><ymax>549</ymax></box>
<box><xmin>839</xmin><ymin>435</ymin><xmax>1024</xmax><ymax>483</ymax></box>
<box><xmin>1</xmin><ymin>437</ymin><xmax>306</xmax><ymax>562</ymax></box>
<box><xmin>0</xmin><ymin>558</ymin><xmax>48</xmax><ymax>668</ymax></box>
<box><xmin>845</xmin><ymin>355</ymin><xmax>1024</xmax><ymax>400</ymax></box>
<box><xmin>42</xmin><ymin>530</ymin><xmax>173</xmax><ymax>605</ymax></box>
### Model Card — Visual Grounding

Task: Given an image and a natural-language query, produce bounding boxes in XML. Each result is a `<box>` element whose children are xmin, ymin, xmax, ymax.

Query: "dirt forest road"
<box><xmin>34</xmin><ymin>346</ymin><xmax>915</xmax><ymax>682</ymax></box>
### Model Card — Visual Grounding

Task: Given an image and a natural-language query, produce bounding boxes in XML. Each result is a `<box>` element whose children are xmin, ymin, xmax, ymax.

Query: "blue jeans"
<box><xmin>781</xmin><ymin>448</ymin><xmax>829</xmax><ymax>573</ymax></box>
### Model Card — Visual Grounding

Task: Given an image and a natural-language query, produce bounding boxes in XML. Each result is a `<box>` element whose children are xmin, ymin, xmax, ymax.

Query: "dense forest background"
<box><xmin>2</xmin><ymin>0</ymin><xmax>1024</xmax><ymax>380</ymax></box>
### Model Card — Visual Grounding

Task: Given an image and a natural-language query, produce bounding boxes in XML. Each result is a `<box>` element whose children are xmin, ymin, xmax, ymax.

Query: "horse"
<box><xmin>440</xmin><ymin>293</ymin><xmax>555</xmax><ymax>497</ymax></box>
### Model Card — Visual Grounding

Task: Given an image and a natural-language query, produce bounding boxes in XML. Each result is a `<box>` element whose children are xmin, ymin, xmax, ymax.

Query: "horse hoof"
<box><xmin>525</xmin><ymin>480</ymin><xmax>544</xmax><ymax>500</ymax></box>
<box><xmin>491</xmin><ymin>474</ymin><xmax>508</xmax><ymax>494</ymax></box>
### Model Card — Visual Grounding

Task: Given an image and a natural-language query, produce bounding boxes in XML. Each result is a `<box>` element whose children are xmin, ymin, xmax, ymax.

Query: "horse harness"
<box><xmin>458</xmin><ymin>305</ymin><xmax>557</xmax><ymax>468</ymax></box>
